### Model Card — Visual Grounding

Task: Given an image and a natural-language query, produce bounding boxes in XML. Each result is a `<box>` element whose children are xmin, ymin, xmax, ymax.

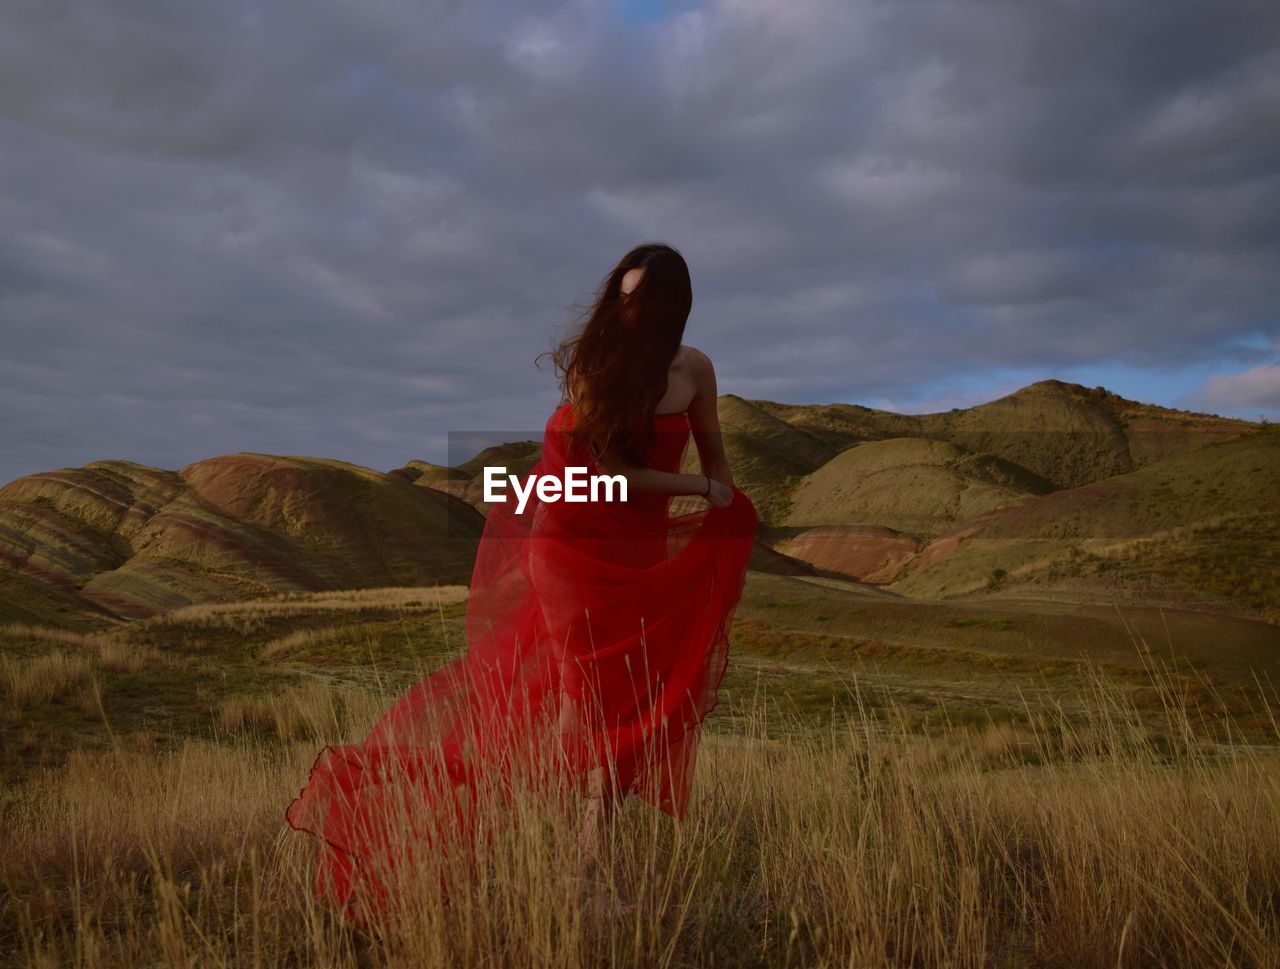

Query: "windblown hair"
<box><xmin>537</xmin><ymin>243</ymin><xmax>692</xmax><ymax>466</ymax></box>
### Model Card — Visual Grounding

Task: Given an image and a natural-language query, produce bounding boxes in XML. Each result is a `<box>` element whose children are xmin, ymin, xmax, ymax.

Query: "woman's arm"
<box><xmin>594</xmin><ymin>348</ymin><xmax>734</xmax><ymax>504</ymax></box>
<box><xmin>686</xmin><ymin>347</ymin><xmax>733</xmax><ymax>488</ymax></box>
<box><xmin>593</xmin><ymin>456</ymin><xmax>712</xmax><ymax>497</ymax></box>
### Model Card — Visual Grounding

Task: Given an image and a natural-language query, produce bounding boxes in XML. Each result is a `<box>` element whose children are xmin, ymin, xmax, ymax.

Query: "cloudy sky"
<box><xmin>2</xmin><ymin>0</ymin><xmax>1278</xmax><ymax>486</ymax></box>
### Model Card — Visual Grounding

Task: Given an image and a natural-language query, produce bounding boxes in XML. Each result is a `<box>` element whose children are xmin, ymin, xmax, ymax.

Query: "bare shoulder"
<box><xmin>677</xmin><ymin>345</ymin><xmax>719</xmax><ymax>406</ymax></box>
<box><xmin>677</xmin><ymin>344</ymin><xmax>714</xmax><ymax>374</ymax></box>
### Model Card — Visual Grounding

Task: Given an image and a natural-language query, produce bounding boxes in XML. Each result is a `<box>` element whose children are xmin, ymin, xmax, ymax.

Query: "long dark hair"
<box><xmin>537</xmin><ymin>242</ymin><xmax>692</xmax><ymax>466</ymax></box>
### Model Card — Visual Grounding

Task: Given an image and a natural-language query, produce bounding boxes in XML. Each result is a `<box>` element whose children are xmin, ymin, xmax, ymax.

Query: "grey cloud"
<box><xmin>1</xmin><ymin>0</ymin><xmax>1279</xmax><ymax>486</ymax></box>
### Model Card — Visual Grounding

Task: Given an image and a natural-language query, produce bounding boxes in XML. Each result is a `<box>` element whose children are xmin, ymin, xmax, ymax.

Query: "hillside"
<box><xmin>397</xmin><ymin>396</ymin><xmax>840</xmax><ymax>524</ymax></box>
<box><xmin>750</xmin><ymin>379</ymin><xmax>1255</xmax><ymax>492</ymax></box>
<box><xmin>399</xmin><ymin>382</ymin><xmax>1254</xmax><ymax>530</ymax></box>
<box><xmin>771</xmin><ymin>524</ymin><xmax>922</xmax><ymax>584</ymax></box>
<box><xmin>678</xmin><ymin>395</ymin><xmax>836</xmax><ymax>523</ymax></box>
<box><xmin>2</xmin><ymin>380</ymin><xmax>1270</xmax><ymax>627</ymax></box>
<box><xmin>888</xmin><ymin>426</ymin><xmax>1280</xmax><ymax>620</ymax></box>
<box><xmin>782</xmin><ymin>437</ymin><xmax>1054</xmax><ymax>536</ymax></box>
<box><xmin>399</xmin><ymin>441</ymin><xmax>543</xmax><ymax>514</ymax></box>
<box><xmin>0</xmin><ymin>455</ymin><xmax>485</xmax><ymax>625</ymax></box>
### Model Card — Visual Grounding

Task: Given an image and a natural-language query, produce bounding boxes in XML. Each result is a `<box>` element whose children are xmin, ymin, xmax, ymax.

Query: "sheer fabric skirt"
<box><xmin>284</xmin><ymin>412</ymin><xmax>757</xmax><ymax>926</ymax></box>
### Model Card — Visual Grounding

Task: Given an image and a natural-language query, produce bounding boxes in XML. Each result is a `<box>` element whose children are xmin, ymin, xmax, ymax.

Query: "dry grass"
<box><xmin>162</xmin><ymin>585</ymin><xmax>470</xmax><ymax>626</ymax></box>
<box><xmin>1</xmin><ymin>651</ymin><xmax>96</xmax><ymax>712</ymax></box>
<box><xmin>0</xmin><ymin>624</ymin><xmax>105</xmax><ymax>651</ymax></box>
<box><xmin>109</xmin><ymin>585</ymin><xmax>473</xmax><ymax>656</ymax></box>
<box><xmin>1</xmin><ymin>644</ymin><xmax>1278</xmax><ymax>969</ymax></box>
<box><xmin>259</xmin><ymin>625</ymin><xmax>365</xmax><ymax>663</ymax></box>
<box><xmin>215</xmin><ymin>678</ymin><xmax>390</xmax><ymax>743</ymax></box>
<box><xmin>0</xmin><ymin>638</ymin><xmax>185</xmax><ymax>722</ymax></box>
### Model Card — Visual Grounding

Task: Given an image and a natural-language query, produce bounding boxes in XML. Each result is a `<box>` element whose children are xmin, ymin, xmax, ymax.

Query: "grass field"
<box><xmin>2</xmin><ymin>581</ymin><xmax>1278</xmax><ymax>967</ymax></box>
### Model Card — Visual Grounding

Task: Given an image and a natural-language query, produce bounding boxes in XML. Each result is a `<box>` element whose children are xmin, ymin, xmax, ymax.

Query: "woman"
<box><xmin>284</xmin><ymin>242</ymin><xmax>758</xmax><ymax>927</ymax></box>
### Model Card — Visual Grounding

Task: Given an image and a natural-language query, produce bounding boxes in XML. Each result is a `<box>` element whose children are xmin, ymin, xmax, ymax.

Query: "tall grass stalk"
<box><xmin>1</xmin><ymin>640</ymin><xmax>1277</xmax><ymax>968</ymax></box>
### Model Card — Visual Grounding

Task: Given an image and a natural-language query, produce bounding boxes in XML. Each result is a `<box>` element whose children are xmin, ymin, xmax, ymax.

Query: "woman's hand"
<box><xmin>705</xmin><ymin>477</ymin><xmax>733</xmax><ymax>507</ymax></box>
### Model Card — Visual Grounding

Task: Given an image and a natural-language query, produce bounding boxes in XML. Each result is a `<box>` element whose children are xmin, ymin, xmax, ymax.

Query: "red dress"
<box><xmin>283</xmin><ymin>402</ymin><xmax>758</xmax><ymax>925</ymax></box>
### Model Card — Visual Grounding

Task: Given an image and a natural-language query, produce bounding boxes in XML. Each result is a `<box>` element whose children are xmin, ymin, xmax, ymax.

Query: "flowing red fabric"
<box><xmin>283</xmin><ymin>402</ymin><xmax>758</xmax><ymax>926</ymax></box>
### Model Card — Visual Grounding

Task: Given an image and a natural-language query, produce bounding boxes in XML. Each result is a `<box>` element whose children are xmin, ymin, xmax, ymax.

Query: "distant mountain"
<box><xmin>748</xmin><ymin>379</ymin><xmax>1254</xmax><ymax>493</ymax></box>
<box><xmin>0</xmin><ymin>454</ymin><xmax>485</xmax><ymax>626</ymax></box>
<box><xmin>395</xmin><ymin>380</ymin><xmax>1253</xmax><ymax>531</ymax></box>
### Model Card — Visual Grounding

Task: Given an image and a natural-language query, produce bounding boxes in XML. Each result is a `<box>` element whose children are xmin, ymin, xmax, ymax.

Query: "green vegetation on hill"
<box><xmin>891</xmin><ymin>426</ymin><xmax>1280</xmax><ymax>620</ymax></box>
<box><xmin>784</xmin><ymin>437</ymin><xmax>1053</xmax><ymax>536</ymax></box>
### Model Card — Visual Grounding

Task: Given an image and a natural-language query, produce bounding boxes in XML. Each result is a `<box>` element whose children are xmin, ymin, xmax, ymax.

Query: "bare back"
<box><xmin>565</xmin><ymin>343</ymin><xmax>732</xmax><ymax>483</ymax></box>
<box><xmin>653</xmin><ymin>345</ymin><xmax>700</xmax><ymax>414</ymax></box>
<box><xmin>566</xmin><ymin>344</ymin><xmax>699</xmax><ymax>415</ymax></box>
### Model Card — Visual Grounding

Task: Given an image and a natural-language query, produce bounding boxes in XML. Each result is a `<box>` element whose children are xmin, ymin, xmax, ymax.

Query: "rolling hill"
<box><xmin>749</xmin><ymin>379</ymin><xmax>1254</xmax><ymax>493</ymax></box>
<box><xmin>782</xmin><ymin>437</ymin><xmax>1055</xmax><ymax>535</ymax></box>
<box><xmin>1</xmin><ymin>379</ymin><xmax>1271</xmax><ymax>629</ymax></box>
<box><xmin>885</xmin><ymin>425</ymin><xmax>1280</xmax><ymax>620</ymax></box>
<box><xmin>0</xmin><ymin>454</ymin><xmax>485</xmax><ymax>625</ymax></box>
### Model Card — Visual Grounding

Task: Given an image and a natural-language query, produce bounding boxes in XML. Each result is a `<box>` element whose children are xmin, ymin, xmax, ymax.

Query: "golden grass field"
<box><xmin>2</xmin><ymin>581</ymin><xmax>1279</xmax><ymax>967</ymax></box>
